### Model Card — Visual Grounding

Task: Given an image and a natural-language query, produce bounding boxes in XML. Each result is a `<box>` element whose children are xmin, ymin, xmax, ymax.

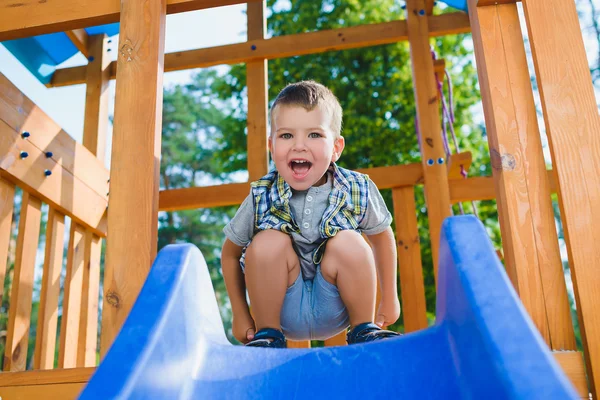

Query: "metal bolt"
<box><xmin>437</xmin><ymin>157</ymin><xmax>445</xmax><ymax>164</ymax></box>
<box><xmin>45</xmin><ymin>151</ymin><xmax>53</xmax><ymax>158</ymax></box>
<box><xmin>419</xmin><ymin>9</ymin><xmax>426</xmax><ymax>15</ymax></box>
<box><xmin>44</xmin><ymin>169</ymin><xmax>52</xmax><ymax>176</ymax></box>
<box><xmin>401</xmin><ymin>4</ymin><xmax>406</xmax><ymax>9</ymax></box>
<box><xmin>88</xmin><ymin>56</ymin><xmax>95</xmax><ymax>62</ymax></box>
<box><xmin>19</xmin><ymin>151</ymin><xmax>28</xmax><ymax>159</ymax></box>
<box><xmin>21</xmin><ymin>131</ymin><xmax>30</xmax><ymax>138</ymax></box>
<box><xmin>107</xmin><ymin>48</ymin><xmax>112</xmax><ymax>52</ymax></box>
<box><xmin>427</xmin><ymin>159</ymin><xmax>434</xmax><ymax>166</ymax></box>
<box><xmin>251</xmin><ymin>44</ymin><xmax>257</xmax><ymax>50</ymax></box>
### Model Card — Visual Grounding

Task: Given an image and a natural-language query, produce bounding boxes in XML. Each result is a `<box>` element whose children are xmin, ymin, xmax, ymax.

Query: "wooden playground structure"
<box><xmin>0</xmin><ymin>0</ymin><xmax>598</xmax><ymax>398</ymax></box>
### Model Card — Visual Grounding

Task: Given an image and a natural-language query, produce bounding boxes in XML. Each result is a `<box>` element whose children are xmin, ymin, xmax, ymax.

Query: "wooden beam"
<box><xmin>34</xmin><ymin>208</ymin><xmax>65</xmax><ymax>370</ymax></box>
<box><xmin>65</xmin><ymin>29</ymin><xmax>89</xmax><ymax>58</ymax></box>
<box><xmin>407</xmin><ymin>0</ymin><xmax>453</xmax><ymax>280</ymax></box>
<box><xmin>0</xmin><ymin>73</ymin><xmax>110</xmax><ymax>201</ymax></box>
<box><xmin>554</xmin><ymin>351</ymin><xmax>590</xmax><ymax>399</ymax></box>
<box><xmin>0</xmin><ymin>0</ymin><xmax>260</xmax><ymax>41</ymax></box>
<box><xmin>82</xmin><ymin>34</ymin><xmax>110</xmax><ymax>162</ymax></box>
<box><xmin>522</xmin><ymin>0</ymin><xmax>600</xmax><ymax>395</ymax></box>
<box><xmin>447</xmin><ymin>151</ymin><xmax>472</xmax><ymax>180</ymax></box>
<box><xmin>393</xmin><ymin>187</ymin><xmax>428</xmax><ymax>332</ymax></box>
<box><xmin>4</xmin><ymin>192</ymin><xmax>41</xmax><ymax>371</ymax></box>
<box><xmin>49</xmin><ymin>14</ymin><xmax>470</xmax><ymax>88</ymax></box>
<box><xmin>246</xmin><ymin>1</ymin><xmax>269</xmax><ymax>181</ymax></box>
<box><xmin>0</xmin><ymin>367</ymin><xmax>94</xmax><ymax>386</ymax></box>
<box><xmin>101</xmin><ymin>0</ymin><xmax>167</xmax><ymax>357</ymax></box>
<box><xmin>478</xmin><ymin>0</ymin><xmax>518</xmax><ymax>5</ymax></box>
<box><xmin>0</xmin><ymin>383</ymin><xmax>85</xmax><ymax>399</ymax></box>
<box><xmin>426</xmin><ymin>0</ymin><xmax>435</xmax><ymax>15</ymax></box>
<box><xmin>467</xmin><ymin>0</ymin><xmax>574</xmax><ymax>350</ymax></box>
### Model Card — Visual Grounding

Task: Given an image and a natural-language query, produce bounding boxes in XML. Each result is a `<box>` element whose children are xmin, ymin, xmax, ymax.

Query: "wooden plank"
<box><xmin>65</xmin><ymin>29</ymin><xmax>89</xmax><ymax>58</ymax></box>
<box><xmin>425</xmin><ymin>0</ymin><xmax>435</xmax><ymax>15</ymax></box>
<box><xmin>324</xmin><ymin>331</ymin><xmax>347</xmax><ymax>347</ymax></box>
<box><xmin>554</xmin><ymin>351</ymin><xmax>590</xmax><ymax>399</ymax></box>
<box><xmin>101</xmin><ymin>0</ymin><xmax>167</xmax><ymax>357</ymax></box>
<box><xmin>34</xmin><ymin>208</ymin><xmax>65</xmax><ymax>370</ymax></box>
<box><xmin>286</xmin><ymin>341</ymin><xmax>311</xmax><ymax>348</ymax></box>
<box><xmin>478</xmin><ymin>0</ymin><xmax>518</xmax><ymax>5</ymax></box>
<box><xmin>77</xmin><ymin>230</ymin><xmax>101</xmax><ymax>367</ymax></box>
<box><xmin>393</xmin><ymin>187</ymin><xmax>428</xmax><ymax>332</ymax></box>
<box><xmin>49</xmin><ymin>13</ymin><xmax>470</xmax><ymax>87</ymax></box>
<box><xmin>0</xmin><ymin>73</ymin><xmax>110</xmax><ymax>199</ymax></box>
<box><xmin>522</xmin><ymin>0</ymin><xmax>600</xmax><ymax>394</ymax></box>
<box><xmin>0</xmin><ymin>382</ymin><xmax>85</xmax><ymax>400</ymax></box>
<box><xmin>447</xmin><ymin>151</ymin><xmax>472</xmax><ymax>180</ymax></box>
<box><xmin>0</xmin><ymin>0</ymin><xmax>259</xmax><ymax>41</ymax></box>
<box><xmin>0</xmin><ymin>366</ymin><xmax>94</xmax><ymax>386</ymax></box>
<box><xmin>0</xmin><ymin>178</ymin><xmax>15</xmax><ymax>302</ymax></box>
<box><xmin>4</xmin><ymin>192</ymin><xmax>42</xmax><ymax>371</ymax></box>
<box><xmin>467</xmin><ymin>0</ymin><xmax>574</xmax><ymax>349</ymax></box>
<box><xmin>0</xmin><ymin>119</ymin><xmax>107</xmax><ymax>237</ymax></box>
<box><xmin>406</xmin><ymin>0</ymin><xmax>453</xmax><ymax>280</ymax></box>
<box><xmin>82</xmin><ymin>34</ymin><xmax>111</xmax><ymax>162</ymax></box>
<box><xmin>246</xmin><ymin>1</ymin><xmax>269</xmax><ymax>181</ymax></box>
<box><xmin>59</xmin><ymin>223</ymin><xmax>86</xmax><ymax>369</ymax></box>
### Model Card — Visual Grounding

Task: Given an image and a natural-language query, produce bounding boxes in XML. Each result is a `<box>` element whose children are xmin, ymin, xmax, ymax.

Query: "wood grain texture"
<box><xmin>34</xmin><ymin>208</ymin><xmax>65</xmax><ymax>370</ymax></box>
<box><xmin>82</xmin><ymin>34</ymin><xmax>110</xmax><ymax>162</ymax></box>
<box><xmin>393</xmin><ymin>187</ymin><xmax>428</xmax><ymax>332</ymax></box>
<box><xmin>4</xmin><ymin>192</ymin><xmax>41</xmax><ymax>371</ymax></box>
<box><xmin>77</xmin><ymin>231</ymin><xmax>101</xmax><ymax>367</ymax></box>
<box><xmin>406</xmin><ymin>0</ymin><xmax>453</xmax><ymax>280</ymax></box>
<box><xmin>101</xmin><ymin>0</ymin><xmax>167</xmax><ymax>357</ymax></box>
<box><xmin>0</xmin><ymin>0</ymin><xmax>259</xmax><ymax>41</ymax></box>
<box><xmin>246</xmin><ymin>1</ymin><xmax>269</xmax><ymax>181</ymax></box>
<box><xmin>0</xmin><ymin>178</ymin><xmax>15</xmax><ymax>303</ymax></box>
<box><xmin>0</xmin><ymin>366</ymin><xmax>94</xmax><ymax>386</ymax></box>
<box><xmin>0</xmin><ymin>383</ymin><xmax>85</xmax><ymax>400</ymax></box>
<box><xmin>522</xmin><ymin>0</ymin><xmax>600</xmax><ymax>394</ymax></box>
<box><xmin>49</xmin><ymin>14</ymin><xmax>470</xmax><ymax>87</ymax></box>
<box><xmin>467</xmin><ymin>0</ymin><xmax>574</xmax><ymax>349</ymax></box>
<box><xmin>554</xmin><ymin>351</ymin><xmax>590</xmax><ymax>399</ymax></box>
<box><xmin>65</xmin><ymin>29</ymin><xmax>89</xmax><ymax>58</ymax></box>
<box><xmin>59</xmin><ymin>223</ymin><xmax>86</xmax><ymax>369</ymax></box>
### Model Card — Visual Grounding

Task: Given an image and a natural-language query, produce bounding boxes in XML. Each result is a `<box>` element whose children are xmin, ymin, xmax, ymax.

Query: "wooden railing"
<box><xmin>0</xmin><ymin>73</ymin><xmax>108</xmax><ymax>396</ymax></box>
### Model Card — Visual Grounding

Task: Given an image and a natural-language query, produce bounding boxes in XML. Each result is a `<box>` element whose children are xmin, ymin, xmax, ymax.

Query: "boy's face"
<box><xmin>269</xmin><ymin>105</ymin><xmax>344</xmax><ymax>191</ymax></box>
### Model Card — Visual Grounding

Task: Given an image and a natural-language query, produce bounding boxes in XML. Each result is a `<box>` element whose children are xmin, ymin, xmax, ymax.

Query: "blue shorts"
<box><xmin>280</xmin><ymin>266</ymin><xmax>350</xmax><ymax>341</ymax></box>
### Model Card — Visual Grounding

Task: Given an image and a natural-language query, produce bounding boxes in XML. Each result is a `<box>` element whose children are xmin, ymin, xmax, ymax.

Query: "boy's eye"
<box><xmin>309</xmin><ymin>132</ymin><xmax>322</xmax><ymax>138</ymax></box>
<box><xmin>280</xmin><ymin>133</ymin><xmax>292</xmax><ymax>139</ymax></box>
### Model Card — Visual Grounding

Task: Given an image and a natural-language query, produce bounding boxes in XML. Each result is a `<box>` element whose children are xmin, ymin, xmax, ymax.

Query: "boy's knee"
<box><xmin>246</xmin><ymin>229</ymin><xmax>292</xmax><ymax>261</ymax></box>
<box><xmin>326</xmin><ymin>230</ymin><xmax>370</xmax><ymax>258</ymax></box>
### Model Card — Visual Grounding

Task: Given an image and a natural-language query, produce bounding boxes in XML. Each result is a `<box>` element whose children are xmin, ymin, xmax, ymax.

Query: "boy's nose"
<box><xmin>292</xmin><ymin>138</ymin><xmax>308</xmax><ymax>151</ymax></box>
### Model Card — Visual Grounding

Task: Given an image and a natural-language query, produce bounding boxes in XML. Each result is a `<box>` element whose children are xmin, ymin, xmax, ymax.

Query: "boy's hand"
<box><xmin>232</xmin><ymin>311</ymin><xmax>256</xmax><ymax>344</ymax></box>
<box><xmin>375</xmin><ymin>295</ymin><xmax>401</xmax><ymax>328</ymax></box>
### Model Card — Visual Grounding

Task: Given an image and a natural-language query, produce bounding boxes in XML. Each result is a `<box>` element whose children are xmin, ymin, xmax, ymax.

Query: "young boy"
<box><xmin>222</xmin><ymin>81</ymin><xmax>400</xmax><ymax>348</ymax></box>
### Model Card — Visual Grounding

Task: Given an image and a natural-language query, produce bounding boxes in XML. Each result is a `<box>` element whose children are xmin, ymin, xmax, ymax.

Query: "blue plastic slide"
<box><xmin>79</xmin><ymin>216</ymin><xmax>577</xmax><ymax>399</ymax></box>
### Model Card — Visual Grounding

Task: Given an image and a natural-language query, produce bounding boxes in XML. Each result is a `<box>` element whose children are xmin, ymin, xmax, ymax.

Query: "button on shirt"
<box><xmin>224</xmin><ymin>172</ymin><xmax>393</xmax><ymax>281</ymax></box>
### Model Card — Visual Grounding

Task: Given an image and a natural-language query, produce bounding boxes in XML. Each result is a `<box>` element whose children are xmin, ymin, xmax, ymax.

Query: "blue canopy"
<box><xmin>2</xmin><ymin>24</ymin><xmax>119</xmax><ymax>84</ymax></box>
<box><xmin>1</xmin><ymin>0</ymin><xmax>467</xmax><ymax>85</ymax></box>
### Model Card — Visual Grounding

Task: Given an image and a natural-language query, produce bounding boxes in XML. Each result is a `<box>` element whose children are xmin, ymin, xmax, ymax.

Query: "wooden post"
<box><xmin>393</xmin><ymin>187</ymin><xmax>428</xmax><ymax>332</ymax></box>
<box><xmin>77</xmin><ymin>231</ymin><xmax>101</xmax><ymax>367</ymax></box>
<box><xmin>82</xmin><ymin>33</ymin><xmax>110</xmax><ymax>162</ymax></box>
<box><xmin>246</xmin><ymin>1</ymin><xmax>269</xmax><ymax>181</ymax></box>
<box><xmin>0</xmin><ymin>179</ymin><xmax>15</xmax><ymax>302</ymax></box>
<box><xmin>522</xmin><ymin>0</ymin><xmax>600</xmax><ymax>394</ymax></box>
<box><xmin>4</xmin><ymin>192</ymin><xmax>41</xmax><ymax>371</ymax></box>
<box><xmin>406</xmin><ymin>0</ymin><xmax>452</xmax><ymax>280</ymax></box>
<box><xmin>34</xmin><ymin>208</ymin><xmax>65</xmax><ymax>370</ymax></box>
<box><xmin>101</xmin><ymin>0</ymin><xmax>167</xmax><ymax>356</ymax></box>
<box><xmin>467</xmin><ymin>1</ymin><xmax>575</xmax><ymax>349</ymax></box>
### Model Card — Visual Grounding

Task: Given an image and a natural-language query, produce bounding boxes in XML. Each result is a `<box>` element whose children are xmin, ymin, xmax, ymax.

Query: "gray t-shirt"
<box><xmin>223</xmin><ymin>172</ymin><xmax>393</xmax><ymax>280</ymax></box>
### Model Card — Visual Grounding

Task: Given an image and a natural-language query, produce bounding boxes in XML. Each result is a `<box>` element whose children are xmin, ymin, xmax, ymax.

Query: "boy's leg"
<box><xmin>320</xmin><ymin>230</ymin><xmax>376</xmax><ymax>327</ymax></box>
<box><xmin>245</xmin><ymin>229</ymin><xmax>300</xmax><ymax>332</ymax></box>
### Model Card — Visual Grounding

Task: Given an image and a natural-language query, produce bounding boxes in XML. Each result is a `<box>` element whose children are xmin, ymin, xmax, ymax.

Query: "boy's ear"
<box><xmin>267</xmin><ymin>135</ymin><xmax>273</xmax><ymax>152</ymax></box>
<box><xmin>332</xmin><ymin>136</ymin><xmax>345</xmax><ymax>162</ymax></box>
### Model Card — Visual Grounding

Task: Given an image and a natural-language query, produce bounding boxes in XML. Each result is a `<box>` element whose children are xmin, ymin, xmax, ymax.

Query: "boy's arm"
<box><xmin>366</xmin><ymin>226</ymin><xmax>400</xmax><ymax>327</ymax></box>
<box><xmin>221</xmin><ymin>239</ymin><xmax>255</xmax><ymax>342</ymax></box>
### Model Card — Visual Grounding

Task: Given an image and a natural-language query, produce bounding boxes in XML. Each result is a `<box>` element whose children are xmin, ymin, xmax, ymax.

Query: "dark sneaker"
<box><xmin>347</xmin><ymin>322</ymin><xmax>401</xmax><ymax>344</ymax></box>
<box><xmin>245</xmin><ymin>328</ymin><xmax>287</xmax><ymax>348</ymax></box>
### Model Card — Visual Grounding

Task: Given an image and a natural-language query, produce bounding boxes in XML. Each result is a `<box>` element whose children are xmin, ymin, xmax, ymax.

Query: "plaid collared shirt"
<box><xmin>239</xmin><ymin>163</ymin><xmax>370</xmax><ymax>269</ymax></box>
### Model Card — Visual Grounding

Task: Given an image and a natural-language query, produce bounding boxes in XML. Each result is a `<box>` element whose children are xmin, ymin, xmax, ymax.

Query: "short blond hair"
<box><xmin>270</xmin><ymin>80</ymin><xmax>343</xmax><ymax>138</ymax></box>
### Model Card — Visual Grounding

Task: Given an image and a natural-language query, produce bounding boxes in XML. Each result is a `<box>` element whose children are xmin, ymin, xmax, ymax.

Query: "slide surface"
<box><xmin>80</xmin><ymin>216</ymin><xmax>577</xmax><ymax>399</ymax></box>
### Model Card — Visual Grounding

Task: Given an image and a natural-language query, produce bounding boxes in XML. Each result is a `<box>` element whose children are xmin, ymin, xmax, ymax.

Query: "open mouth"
<box><xmin>289</xmin><ymin>159</ymin><xmax>312</xmax><ymax>179</ymax></box>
